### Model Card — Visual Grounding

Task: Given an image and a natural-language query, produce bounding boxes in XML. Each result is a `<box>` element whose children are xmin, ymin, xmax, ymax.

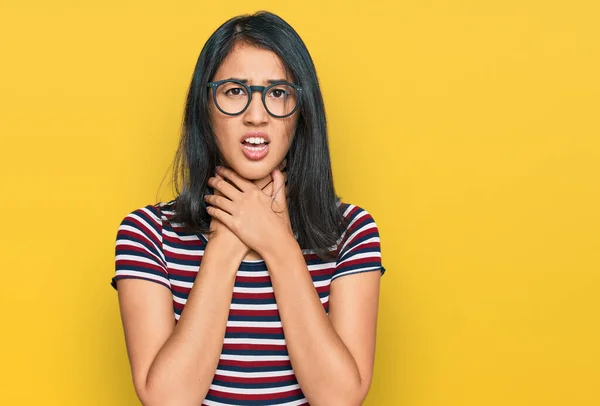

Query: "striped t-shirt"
<box><xmin>111</xmin><ymin>199</ymin><xmax>385</xmax><ymax>406</ymax></box>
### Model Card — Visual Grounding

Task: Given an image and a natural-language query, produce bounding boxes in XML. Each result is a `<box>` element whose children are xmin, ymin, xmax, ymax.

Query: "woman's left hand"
<box><xmin>204</xmin><ymin>166</ymin><xmax>294</xmax><ymax>257</ymax></box>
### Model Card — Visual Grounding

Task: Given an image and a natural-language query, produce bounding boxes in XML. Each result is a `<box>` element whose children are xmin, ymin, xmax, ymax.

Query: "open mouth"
<box><xmin>241</xmin><ymin>136</ymin><xmax>270</xmax><ymax>160</ymax></box>
<box><xmin>241</xmin><ymin>136</ymin><xmax>269</xmax><ymax>148</ymax></box>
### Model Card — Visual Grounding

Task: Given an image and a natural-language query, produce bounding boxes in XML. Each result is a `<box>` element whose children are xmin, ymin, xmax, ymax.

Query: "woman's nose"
<box><xmin>243</xmin><ymin>91</ymin><xmax>269</xmax><ymax>124</ymax></box>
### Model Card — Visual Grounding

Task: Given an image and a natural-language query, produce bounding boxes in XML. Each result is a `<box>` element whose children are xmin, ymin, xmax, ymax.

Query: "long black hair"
<box><xmin>167</xmin><ymin>10</ymin><xmax>346</xmax><ymax>259</ymax></box>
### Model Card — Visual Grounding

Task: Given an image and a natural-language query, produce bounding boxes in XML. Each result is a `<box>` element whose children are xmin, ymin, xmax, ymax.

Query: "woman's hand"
<box><xmin>203</xmin><ymin>166</ymin><xmax>294</xmax><ymax>258</ymax></box>
<box><xmin>205</xmin><ymin>182</ymin><xmax>250</xmax><ymax>262</ymax></box>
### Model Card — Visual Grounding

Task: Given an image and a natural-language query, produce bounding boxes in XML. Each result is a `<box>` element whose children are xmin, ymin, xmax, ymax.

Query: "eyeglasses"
<box><xmin>207</xmin><ymin>79</ymin><xmax>302</xmax><ymax>118</ymax></box>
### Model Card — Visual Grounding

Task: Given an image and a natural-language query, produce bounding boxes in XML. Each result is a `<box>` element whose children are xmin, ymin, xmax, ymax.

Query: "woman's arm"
<box><xmin>263</xmin><ymin>239</ymin><xmax>381</xmax><ymax>406</ymax></box>
<box><xmin>117</xmin><ymin>175</ymin><xmax>281</xmax><ymax>405</ymax></box>
<box><xmin>117</xmin><ymin>238</ymin><xmax>243</xmax><ymax>406</ymax></box>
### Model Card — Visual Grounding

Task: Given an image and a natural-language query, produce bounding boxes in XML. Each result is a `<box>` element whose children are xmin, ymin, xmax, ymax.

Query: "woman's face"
<box><xmin>208</xmin><ymin>42</ymin><xmax>299</xmax><ymax>180</ymax></box>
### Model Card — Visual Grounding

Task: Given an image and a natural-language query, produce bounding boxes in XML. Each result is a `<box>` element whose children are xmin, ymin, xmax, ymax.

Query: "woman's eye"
<box><xmin>269</xmin><ymin>88</ymin><xmax>287</xmax><ymax>98</ymax></box>
<box><xmin>224</xmin><ymin>87</ymin><xmax>245</xmax><ymax>96</ymax></box>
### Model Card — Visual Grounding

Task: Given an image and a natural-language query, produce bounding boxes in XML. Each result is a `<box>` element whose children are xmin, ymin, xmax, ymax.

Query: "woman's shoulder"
<box><xmin>331</xmin><ymin>200</ymin><xmax>385</xmax><ymax>278</ymax></box>
<box><xmin>112</xmin><ymin>202</ymin><xmax>175</xmax><ymax>291</ymax></box>
<box><xmin>116</xmin><ymin>199</ymin><xmax>177</xmax><ymax>233</ymax></box>
<box><xmin>336</xmin><ymin>200</ymin><xmax>380</xmax><ymax>230</ymax></box>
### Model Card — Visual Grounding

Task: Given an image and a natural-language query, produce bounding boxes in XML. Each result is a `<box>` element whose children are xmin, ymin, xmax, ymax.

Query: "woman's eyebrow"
<box><xmin>225</xmin><ymin>77</ymin><xmax>289</xmax><ymax>84</ymax></box>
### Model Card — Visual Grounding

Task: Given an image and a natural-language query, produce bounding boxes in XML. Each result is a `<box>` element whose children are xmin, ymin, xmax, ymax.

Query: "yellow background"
<box><xmin>1</xmin><ymin>1</ymin><xmax>598</xmax><ymax>405</ymax></box>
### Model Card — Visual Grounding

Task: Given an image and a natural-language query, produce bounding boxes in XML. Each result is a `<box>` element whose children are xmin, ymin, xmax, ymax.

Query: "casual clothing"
<box><xmin>111</xmin><ymin>199</ymin><xmax>385</xmax><ymax>406</ymax></box>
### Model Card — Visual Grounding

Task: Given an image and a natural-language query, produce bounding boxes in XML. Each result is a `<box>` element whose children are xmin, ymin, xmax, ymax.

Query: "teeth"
<box><xmin>244</xmin><ymin>137</ymin><xmax>266</xmax><ymax>144</ymax></box>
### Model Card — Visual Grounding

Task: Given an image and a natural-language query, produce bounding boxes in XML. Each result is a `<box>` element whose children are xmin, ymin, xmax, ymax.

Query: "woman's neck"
<box><xmin>252</xmin><ymin>173</ymin><xmax>275</xmax><ymax>191</ymax></box>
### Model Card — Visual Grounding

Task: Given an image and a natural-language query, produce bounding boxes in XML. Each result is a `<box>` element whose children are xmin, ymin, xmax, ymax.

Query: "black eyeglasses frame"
<box><xmin>207</xmin><ymin>79</ymin><xmax>302</xmax><ymax>118</ymax></box>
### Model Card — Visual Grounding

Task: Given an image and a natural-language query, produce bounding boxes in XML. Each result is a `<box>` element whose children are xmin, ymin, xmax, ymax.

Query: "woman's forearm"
<box><xmin>264</xmin><ymin>239</ymin><xmax>364</xmax><ymax>406</ymax></box>
<box><xmin>140</xmin><ymin>243</ymin><xmax>241</xmax><ymax>406</ymax></box>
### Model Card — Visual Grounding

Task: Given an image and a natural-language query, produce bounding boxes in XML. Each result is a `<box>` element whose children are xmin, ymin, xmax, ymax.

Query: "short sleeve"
<box><xmin>332</xmin><ymin>205</ymin><xmax>386</xmax><ymax>281</ymax></box>
<box><xmin>111</xmin><ymin>206</ymin><xmax>171</xmax><ymax>290</ymax></box>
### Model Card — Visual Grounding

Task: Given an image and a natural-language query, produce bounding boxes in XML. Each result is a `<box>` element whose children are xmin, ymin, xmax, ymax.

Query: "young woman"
<box><xmin>111</xmin><ymin>11</ymin><xmax>386</xmax><ymax>406</ymax></box>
